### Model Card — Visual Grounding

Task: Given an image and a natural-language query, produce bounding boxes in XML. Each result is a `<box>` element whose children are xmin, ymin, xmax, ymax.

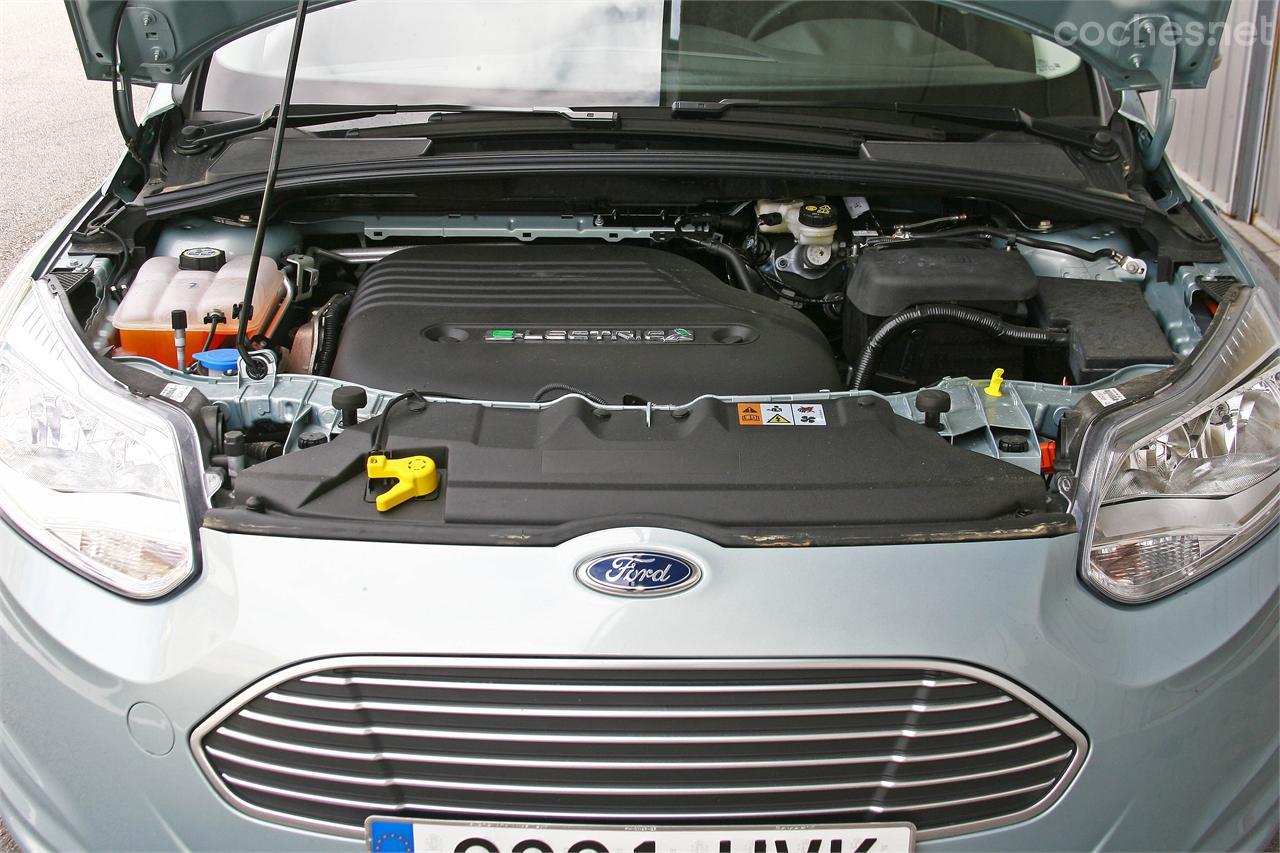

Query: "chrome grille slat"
<box><xmin>236</xmin><ymin>706</ymin><xmax>1046</xmax><ymax>742</ymax></box>
<box><xmin>299</xmin><ymin>674</ymin><xmax>979</xmax><ymax>693</ymax></box>
<box><xmin>219</xmin><ymin>771</ymin><xmax>1059</xmax><ymax>819</ymax></box>
<box><xmin>261</xmin><ymin>689</ymin><xmax>1014</xmax><ymax>717</ymax></box>
<box><xmin>207</xmin><ymin>745</ymin><xmax>1074</xmax><ymax>794</ymax></box>
<box><xmin>214</xmin><ymin>726</ymin><xmax>1065</xmax><ymax>770</ymax></box>
<box><xmin>194</xmin><ymin>657</ymin><xmax>1087</xmax><ymax>842</ymax></box>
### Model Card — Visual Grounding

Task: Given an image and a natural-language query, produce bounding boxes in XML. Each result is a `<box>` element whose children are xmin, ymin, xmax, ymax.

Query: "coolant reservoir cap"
<box><xmin>178</xmin><ymin>247</ymin><xmax>227</xmax><ymax>272</ymax></box>
<box><xmin>192</xmin><ymin>348</ymin><xmax>240</xmax><ymax>373</ymax></box>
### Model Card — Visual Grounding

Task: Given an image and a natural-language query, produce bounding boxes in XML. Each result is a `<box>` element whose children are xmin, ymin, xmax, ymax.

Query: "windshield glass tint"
<box><xmin>203</xmin><ymin>0</ymin><xmax>1095</xmax><ymax>119</ymax></box>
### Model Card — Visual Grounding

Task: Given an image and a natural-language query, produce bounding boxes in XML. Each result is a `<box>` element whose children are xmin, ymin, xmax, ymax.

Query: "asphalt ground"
<box><xmin>0</xmin><ymin>0</ymin><xmax>135</xmax><ymax>280</ymax></box>
<box><xmin>0</xmin><ymin>1</ymin><xmax>1276</xmax><ymax>851</ymax></box>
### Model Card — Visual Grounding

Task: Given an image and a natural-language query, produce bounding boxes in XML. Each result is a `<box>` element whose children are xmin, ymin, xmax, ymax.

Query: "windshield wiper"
<box><xmin>670</xmin><ymin>99</ymin><xmax>944</xmax><ymax>142</ymax></box>
<box><xmin>672</xmin><ymin>99</ymin><xmax>869</xmax><ymax>116</ymax></box>
<box><xmin>176</xmin><ymin>103</ymin><xmax>619</xmax><ymax>154</ymax></box>
<box><xmin>891</xmin><ymin>104</ymin><xmax>1120</xmax><ymax>160</ymax></box>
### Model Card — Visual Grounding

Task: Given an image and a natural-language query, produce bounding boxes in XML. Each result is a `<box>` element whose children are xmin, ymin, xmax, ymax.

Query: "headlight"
<box><xmin>0</xmin><ymin>272</ymin><xmax>206</xmax><ymax>599</ymax></box>
<box><xmin>1075</xmin><ymin>287</ymin><xmax>1280</xmax><ymax>603</ymax></box>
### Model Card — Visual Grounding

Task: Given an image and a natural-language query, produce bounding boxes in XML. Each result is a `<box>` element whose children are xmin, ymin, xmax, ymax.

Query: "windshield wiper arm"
<box><xmin>672</xmin><ymin>98</ymin><xmax>893</xmax><ymax>116</ymax></box>
<box><xmin>176</xmin><ymin>103</ymin><xmax>619</xmax><ymax>153</ymax></box>
<box><xmin>177</xmin><ymin>104</ymin><xmax>393</xmax><ymax>152</ymax></box>
<box><xmin>891</xmin><ymin>104</ymin><xmax>1119</xmax><ymax>160</ymax></box>
<box><xmin>670</xmin><ymin>99</ymin><xmax>944</xmax><ymax>142</ymax></box>
<box><xmin>413</xmin><ymin>105</ymin><xmax>618</xmax><ymax>123</ymax></box>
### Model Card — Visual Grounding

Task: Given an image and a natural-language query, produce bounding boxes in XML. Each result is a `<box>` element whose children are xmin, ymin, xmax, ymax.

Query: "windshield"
<box><xmin>202</xmin><ymin>0</ymin><xmax>1097</xmax><ymax>121</ymax></box>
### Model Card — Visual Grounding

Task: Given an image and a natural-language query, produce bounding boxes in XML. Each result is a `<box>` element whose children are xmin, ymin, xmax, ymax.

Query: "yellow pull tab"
<box><xmin>367</xmin><ymin>454</ymin><xmax>439</xmax><ymax>512</ymax></box>
<box><xmin>984</xmin><ymin>368</ymin><xmax>1006</xmax><ymax>397</ymax></box>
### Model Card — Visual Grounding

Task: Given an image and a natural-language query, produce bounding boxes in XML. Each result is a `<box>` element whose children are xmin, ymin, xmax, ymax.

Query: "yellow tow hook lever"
<box><xmin>367</xmin><ymin>454</ymin><xmax>439</xmax><ymax>512</ymax></box>
<box><xmin>984</xmin><ymin>368</ymin><xmax>1006</xmax><ymax>398</ymax></box>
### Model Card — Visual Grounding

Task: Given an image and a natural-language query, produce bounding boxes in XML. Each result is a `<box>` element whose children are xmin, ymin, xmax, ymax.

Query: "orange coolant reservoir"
<box><xmin>113</xmin><ymin>250</ymin><xmax>286</xmax><ymax>367</ymax></box>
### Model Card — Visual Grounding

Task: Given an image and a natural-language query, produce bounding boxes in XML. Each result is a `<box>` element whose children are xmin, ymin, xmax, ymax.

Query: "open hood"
<box><xmin>64</xmin><ymin>0</ymin><xmax>348</xmax><ymax>85</ymax></box>
<box><xmin>68</xmin><ymin>0</ymin><xmax>1229</xmax><ymax>92</ymax></box>
<box><xmin>945</xmin><ymin>1</ymin><xmax>1229</xmax><ymax>92</ymax></box>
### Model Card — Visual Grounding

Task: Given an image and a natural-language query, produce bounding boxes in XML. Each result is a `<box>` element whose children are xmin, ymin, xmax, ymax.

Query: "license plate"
<box><xmin>365</xmin><ymin>818</ymin><xmax>915</xmax><ymax>853</ymax></box>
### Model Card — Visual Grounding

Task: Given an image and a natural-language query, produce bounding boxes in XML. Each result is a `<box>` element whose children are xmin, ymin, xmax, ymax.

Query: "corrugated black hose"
<box><xmin>675</xmin><ymin>236</ymin><xmax>766</xmax><ymax>295</ymax></box>
<box><xmin>534</xmin><ymin>384</ymin><xmax>608</xmax><ymax>405</ymax></box>
<box><xmin>850</xmin><ymin>303</ymin><xmax>1070</xmax><ymax>390</ymax></box>
<box><xmin>312</xmin><ymin>291</ymin><xmax>353</xmax><ymax>376</ymax></box>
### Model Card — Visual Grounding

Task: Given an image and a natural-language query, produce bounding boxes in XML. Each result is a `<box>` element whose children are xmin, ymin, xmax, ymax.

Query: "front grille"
<box><xmin>193</xmin><ymin>658</ymin><xmax>1086</xmax><ymax>840</ymax></box>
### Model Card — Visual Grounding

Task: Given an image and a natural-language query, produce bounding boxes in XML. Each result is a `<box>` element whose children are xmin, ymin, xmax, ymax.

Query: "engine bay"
<box><xmin>109</xmin><ymin>197</ymin><xmax>1192</xmax><ymax>394</ymax></box>
<box><xmin>56</xmin><ymin>190</ymin><xmax>1237</xmax><ymax>542</ymax></box>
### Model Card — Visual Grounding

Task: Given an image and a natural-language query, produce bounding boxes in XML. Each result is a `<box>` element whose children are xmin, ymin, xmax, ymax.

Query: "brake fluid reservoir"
<box><xmin>755</xmin><ymin>199</ymin><xmax>838</xmax><ymax>245</ymax></box>
<box><xmin>113</xmin><ymin>250</ymin><xmax>285</xmax><ymax>367</ymax></box>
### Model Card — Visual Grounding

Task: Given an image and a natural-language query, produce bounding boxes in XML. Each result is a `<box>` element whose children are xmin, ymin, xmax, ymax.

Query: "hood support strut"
<box><xmin>1116</xmin><ymin>15</ymin><xmax>1179</xmax><ymax>172</ymax></box>
<box><xmin>107</xmin><ymin>1</ymin><xmax>148</xmax><ymax>198</ymax></box>
<box><xmin>235</xmin><ymin>0</ymin><xmax>309</xmax><ymax>380</ymax></box>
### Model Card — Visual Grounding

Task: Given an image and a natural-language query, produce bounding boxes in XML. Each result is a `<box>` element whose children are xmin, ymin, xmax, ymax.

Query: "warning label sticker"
<box><xmin>792</xmin><ymin>403</ymin><xmax>827</xmax><ymax>425</ymax></box>
<box><xmin>737</xmin><ymin>403</ymin><xmax>764</xmax><ymax>425</ymax></box>
<box><xmin>763</xmin><ymin>403</ymin><xmax>793</xmax><ymax>425</ymax></box>
<box><xmin>740</xmin><ymin>402</ymin><xmax>826</xmax><ymax>426</ymax></box>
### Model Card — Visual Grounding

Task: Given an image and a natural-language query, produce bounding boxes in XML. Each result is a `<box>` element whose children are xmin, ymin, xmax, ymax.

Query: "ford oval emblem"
<box><xmin>576</xmin><ymin>551</ymin><xmax>702</xmax><ymax>597</ymax></box>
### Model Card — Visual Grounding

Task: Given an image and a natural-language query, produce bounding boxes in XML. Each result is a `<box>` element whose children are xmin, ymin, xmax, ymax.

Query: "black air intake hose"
<box><xmin>677</xmin><ymin>236</ymin><xmax>766</xmax><ymax>295</ymax></box>
<box><xmin>312</xmin><ymin>291</ymin><xmax>353</xmax><ymax>376</ymax></box>
<box><xmin>850</xmin><ymin>303</ymin><xmax>1069</xmax><ymax>390</ymax></box>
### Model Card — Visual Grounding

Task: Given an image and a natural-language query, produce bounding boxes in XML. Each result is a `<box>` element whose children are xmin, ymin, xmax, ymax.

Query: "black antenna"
<box><xmin>236</xmin><ymin>0</ymin><xmax>310</xmax><ymax>380</ymax></box>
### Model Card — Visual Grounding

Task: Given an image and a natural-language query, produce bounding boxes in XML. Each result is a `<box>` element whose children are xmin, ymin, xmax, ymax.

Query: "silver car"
<box><xmin>1</xmin><ymin>1</ymin><xmax>1276</xmax><ymax>850</ymax></box>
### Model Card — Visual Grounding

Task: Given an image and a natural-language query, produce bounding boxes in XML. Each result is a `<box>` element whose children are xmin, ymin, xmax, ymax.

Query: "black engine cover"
<box><xmin>330</xmin><ymin>244</ymin><xmax>841</xmax><ymax>401</ymax></box>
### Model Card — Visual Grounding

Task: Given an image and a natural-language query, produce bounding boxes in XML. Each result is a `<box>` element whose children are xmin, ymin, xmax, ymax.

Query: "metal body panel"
<box><xmin>1</xmin><ymin>520</ymin><xmax>1276</xmax><ymax>851</ymax></box>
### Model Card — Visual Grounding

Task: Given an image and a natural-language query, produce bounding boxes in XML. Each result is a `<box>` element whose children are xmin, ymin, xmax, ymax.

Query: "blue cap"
<box><xmin>192</xmin><ymin>348</ymin><xmax>240</xmax><ymax>373</ymax></box>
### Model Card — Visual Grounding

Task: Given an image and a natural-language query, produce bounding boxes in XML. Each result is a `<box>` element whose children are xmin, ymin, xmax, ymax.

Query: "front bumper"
<box><xmin>1</xmin><ymin>523</ymin><xmax>1276</xmax><ymax>852</ymax></box>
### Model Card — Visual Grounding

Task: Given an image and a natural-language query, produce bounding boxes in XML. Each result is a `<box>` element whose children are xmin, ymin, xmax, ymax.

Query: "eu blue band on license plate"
<box><xmin>365</xmin><ymin>818</ymin><xmax>916</xmax><ymax>853</ymax></box>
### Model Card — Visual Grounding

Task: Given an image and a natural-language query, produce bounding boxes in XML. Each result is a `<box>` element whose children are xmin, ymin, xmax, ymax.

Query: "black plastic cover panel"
<box><xmin>222</xmin><ymin>395</ymin><xmax>1059</xmax><ymax>545</ymax></box>
<box><xmin>846</xmin><ymin>247</ymin><xmax>1039</xmax><ymax>317</ymax></box>
<box><xmin>330</xmin><ymin>244</ymin><xmax>842</xmax><ymax>402</ymax></box>
<box><xmin>1034</xmin><ymin>277</ymin><xmax>1176</xmax><ymax>383</ymax></box>
<box><xmin>859</xmin><ymin>142</ymin><xmax>1091</xmax><ymax>187</ymax></box>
